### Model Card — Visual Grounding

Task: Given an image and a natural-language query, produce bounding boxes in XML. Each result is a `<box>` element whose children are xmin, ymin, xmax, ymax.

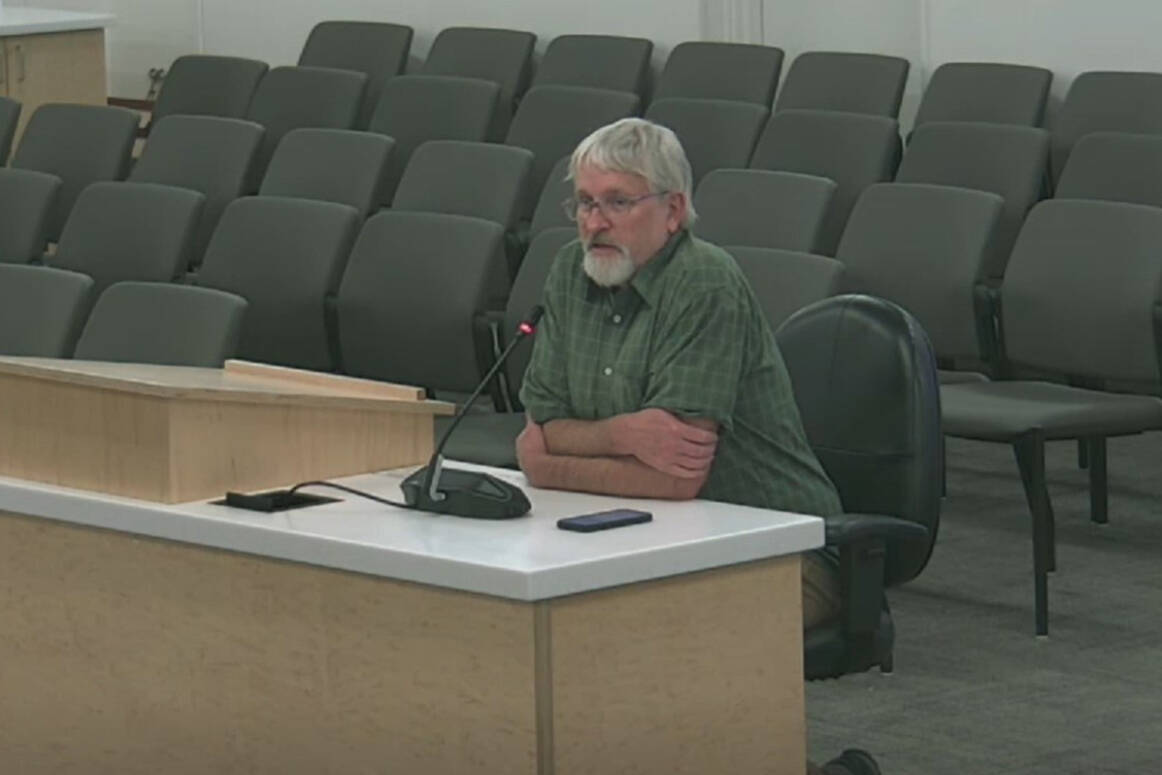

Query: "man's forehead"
<box><xmin>573</xmin><ymin>164</ymin><xmax>649</xmax><ymax>193</ymax></box>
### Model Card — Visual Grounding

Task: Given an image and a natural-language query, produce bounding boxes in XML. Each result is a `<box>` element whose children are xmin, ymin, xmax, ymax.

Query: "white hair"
<box><xmin>569</xmin><ymin>117</ymin><xmax>697</xmax><ymax>225</ymax></box>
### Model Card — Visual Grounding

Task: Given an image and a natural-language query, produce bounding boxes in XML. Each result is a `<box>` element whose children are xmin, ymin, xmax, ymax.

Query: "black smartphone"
<box><xmin>557</xmin><ymin>508</ymin><xmax>653</xmax><ymax>533</ymax></box>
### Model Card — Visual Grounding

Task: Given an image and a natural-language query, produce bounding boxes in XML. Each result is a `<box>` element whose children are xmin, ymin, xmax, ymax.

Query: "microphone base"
<box><xmin>401</xmin><ymin>466</ymin><xmax>531</xmax><ymax>520</ymax></box>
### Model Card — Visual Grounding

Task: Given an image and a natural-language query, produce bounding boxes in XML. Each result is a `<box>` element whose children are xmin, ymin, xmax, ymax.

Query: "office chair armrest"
<box><xmin>473</xmin><ymin>310</ymin><xmax>509</xmax><ymax>411</ymax></box>
<box><xmin>824</xmin><ymin>513</ymin><xmax>929</xmax><ymax>546</ymax></box>
<box><xmin>973</xmin><ymin>282</ymin><xmax>1005</xmax><ymax>377</ymax></box>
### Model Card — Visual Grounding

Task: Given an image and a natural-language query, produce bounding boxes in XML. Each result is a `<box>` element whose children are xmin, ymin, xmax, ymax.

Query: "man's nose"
<box><xmin>580</xmin><ymin>203</ymin><xmax>612</xmax><ymax>229</ymax></box>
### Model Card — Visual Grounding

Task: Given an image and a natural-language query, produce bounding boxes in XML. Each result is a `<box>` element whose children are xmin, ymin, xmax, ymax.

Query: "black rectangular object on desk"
<box><xmin>557</xmin><ymin>508</ymin><xmax>652</xmax><ymax>533</ymax></box>
<box><xmin>215</xmin><ymin>489</ymin><xmax>339</xmax><ymax>512</ymax></box>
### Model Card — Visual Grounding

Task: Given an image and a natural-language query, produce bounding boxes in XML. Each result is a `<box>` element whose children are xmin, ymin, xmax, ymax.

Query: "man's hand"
<box><xmin>516</xmin><ymin>416</ymin><xmax>549</xmax><ymax>483</ymax></box>
<box><xmin>613</xmin><ymin>408</ymin><xmax>718</xmax><ymax>479</ymax></box>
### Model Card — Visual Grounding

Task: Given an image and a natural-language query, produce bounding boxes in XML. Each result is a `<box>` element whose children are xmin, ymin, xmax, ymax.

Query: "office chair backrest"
<box><xmin>751</xmin><ymin>109</ymin><xmax>901</xmax><ymax>255</ymax></box>
<box><xmin>0</xmin><ymin>96</ymin><xmax>21</xmax><ymax>164</ymax></box>
<box><xmin>393</xmin><ymin>141</ymin><xmax>533</xmax><ymax>230</ymax></box>
<box><xmin>726</xmin><ymin>247</ymin><xmax>844</xmax><ymax>330</ymax></box>
<box><xmin>0</xmin><ymin>169</ymin><xmax>61</xmax><ymax>264</ymax></box>
<box><xmin>654</xmin><ymin>42</ymin><xmax>784</xmax><ymax>106</ymax></box>
<box><xmin>695</xmin><ymin>169</ymin><xmax>836</xmax><ymax>253</ymax></box>
<box><xmin>368</xmin><ymin>75</ymin><xmax>501</xmax><ymax>206</ymax></box>
<box><xmin>644</xmin><ymin>98</ymin><xmax>769</xmax><ymax>185</ymax></box>
<box><xmin>0</xmin><ymin>265</ymin><xmax>93</xmax><ymax>357</ymax></box>
<box><xmin>896</xmin><ymin>121</ymin><xmax>1049</xmax><ymax>279</ymax></box>
<box><xmin>337</xmin><ymin>211</ymin><xmax>509</xmax><ymax>394</ymax></box>
<box><xmin>776</xmin><ymin>294</ymin><xmax>942</xmax><ymax>586</ymax></box>
<box><xmin>152</xmin><ymin>55</ymin><xmax>268</xmax><ymax>123</ymax></box>
<box><xmin>74</xmin><ymin>282</ymin><xmax>247</xmax><ymax>367</ymax></box>
<box><xmin>11</xmin><ymin>103</ymin><xmax>138</xmax><ymax>242</ymax></box>
<box><xmin>259</xmin><ymin>128</ymin><xmax>393</xmax><ymax>219</ymax></box>
<box><xmin>837</xmin><ymin>183</ymin><xmax>1003</xmax><ymax>362</ymax></box>
<box><xmin>534</xmin><ymin>34</ymin><xmax>653</xmax><ymax>97</ymax></box>
<box><xmin>775</xmin><ymin>52</ymin><xmax>910</xmax><ymax>118</ymax></box>
<box><xmin>198</xmin><ymin>196</ymin><xmax>360</xmax><ymax>371</ymax></box>
<box><xmin>529</xmin><ymin>155</ymin><xmax>576</xmax><ymax>239</ymax></box>
<box><xmin>913</xmin><ymin>62</ymin><xmax>1052</xmax><ymax>129</ymax></box>
<box><xmin>298</xmin><ymin>20</ymin><xmax>413</xmax><ymax>128</ymax></box>
<box><xmin>130</xmin><ymin>115</ymin><xmax>265</xmax><ymax>265</ymax></box>
<box><xmin>1001</xmin><ymin>199</ymin><xmax>1162</xmax><ymax>384</ymax></box>
<box><xmin>52</xmin><ymin>182</ymin><xmax>205</xmax><ymax>297</ymax></box>
<box><xmin>1055</xmin><ymin>131</ymin><xmax>1162</xmax><ymax>209</ymax></box>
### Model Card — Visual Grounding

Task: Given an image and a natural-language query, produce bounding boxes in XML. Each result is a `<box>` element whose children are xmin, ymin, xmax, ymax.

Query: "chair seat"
<box><xmin>438</xmin><ymin>411</ymin><xmax>525</xmax><ymax>469</ymax></box>
<box><xmin>938</xmin><ymin>369</ymin><xmax>989</xmax><ymax>385</ymax></box>
<box><xmin>941</xmin><ymin>380</ymin><xmax>1162</xmax><ymax>441</ymax></box>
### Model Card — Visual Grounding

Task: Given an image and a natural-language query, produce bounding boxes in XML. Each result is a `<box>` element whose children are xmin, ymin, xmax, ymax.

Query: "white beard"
<box><xmin>583</xmin><ymin>245</ymin><xmax>636</xmax><ymax>287</ymax></box>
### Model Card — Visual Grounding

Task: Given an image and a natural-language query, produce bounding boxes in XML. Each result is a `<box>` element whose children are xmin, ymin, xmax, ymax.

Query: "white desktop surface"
<box><xmin>0</xmin><ymin>7</ymin><xmax>113</xmax><ymax>36</ymax></box>
<box><xmin>0</xmin><ymin>462</ymin><xmax>824</xmax><ymax>601</ymax></box>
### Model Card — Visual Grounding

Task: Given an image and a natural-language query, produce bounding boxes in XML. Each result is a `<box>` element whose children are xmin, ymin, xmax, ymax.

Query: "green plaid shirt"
<box><xmin>520</xmin><ymin>229</ymin><xmax>842</xmax><ymax>517</ymax></box>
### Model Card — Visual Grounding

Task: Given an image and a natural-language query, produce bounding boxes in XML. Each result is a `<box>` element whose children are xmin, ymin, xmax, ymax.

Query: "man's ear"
<box><xmin>666</xmin><ymin>192</ymin><xmax>688</xmax><ymax>233</ymax></box>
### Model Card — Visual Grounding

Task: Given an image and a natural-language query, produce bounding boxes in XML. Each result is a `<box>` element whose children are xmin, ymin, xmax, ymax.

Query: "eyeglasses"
<box><xmin>561</xmin><ymin>191</ymin><xmax>670</xmax><ymax>221</ymax></box>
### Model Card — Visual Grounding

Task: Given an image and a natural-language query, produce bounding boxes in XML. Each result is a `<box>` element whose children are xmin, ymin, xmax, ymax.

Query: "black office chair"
<box><xmin>776</xmin><ymin>294</ymin><xmax>942</xmax><ymax>678</ymax></box>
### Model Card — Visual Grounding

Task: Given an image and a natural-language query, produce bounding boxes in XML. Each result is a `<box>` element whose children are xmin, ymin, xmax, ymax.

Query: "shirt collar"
<box><xmin>583</xmin><ymin>229</ymin><xmax>689</xmax><ymax>308</ymax></box>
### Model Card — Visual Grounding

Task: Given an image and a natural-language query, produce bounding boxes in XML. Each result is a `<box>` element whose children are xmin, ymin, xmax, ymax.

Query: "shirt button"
<box><xmin>612</xmin><ymin>314</ymin><xmax>622</xmax><ymax>324</ymax></box>
<box><xmin>603</xmin><ymin>367</ymin><xmax>613</xmax><ymax>376</ymax></box>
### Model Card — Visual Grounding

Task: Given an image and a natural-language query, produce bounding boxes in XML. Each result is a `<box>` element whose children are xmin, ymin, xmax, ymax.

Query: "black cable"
<box><xmin>289</xmin><ymin>480</ymin><xmax>413</xmax><ymax>509</ymax></box>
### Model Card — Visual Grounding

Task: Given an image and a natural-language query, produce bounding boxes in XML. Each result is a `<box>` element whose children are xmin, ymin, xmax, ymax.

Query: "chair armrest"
<box><xmin>473</xmin><ymin>310</ymin><xmax>508</xmax><ymax>411</ymax></box>
<box><xmin>825</xmin><ymin>512</ymin><xmax>929</xmax><ymax>546</ymax></box>
<box><xmin>973</xmin><ymin>282</ymin><xmax>1006</xmax><ymax>377</ymax></box>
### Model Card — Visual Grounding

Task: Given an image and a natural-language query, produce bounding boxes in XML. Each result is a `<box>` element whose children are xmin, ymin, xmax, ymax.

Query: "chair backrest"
<box><xmin>836</xmin><ymin>183</ymin><xmax>1003</xmax><ymax>362</ymax></box>
<box><xmin>0</xmin><ymin>169</ymin><xmax>61</xmax><ymax>264</ymax></box>
<box><xmin>298</xmin><ymin>20</ymin><xmax>413</xmax><ymax>128</ymax></box>
<box><xmin>1051</xmin><ymin>70</ymin><xmax>1162</xmax><ymax>185</ymax></box>
<box><xmin>152</xmin><ymin>55</ymin><xmax>269</xmax><ymax>123</ymax></box>
<box><xmin>52</xmin><ymin>182</ymin><xmax>205</xmax><ymax>296</ymax></box>
<box><xmin>393</xmin><ymin>141</ymin><xmax>533</xmax><ymax>230</ymax></box>
<box><xmin>11</xmin><ymin>103</ymin><xmax>138</xmax><ymax>241</ymax></box>
<box><xmin>1001</xmin><ymin>199</ymin><xmax>1162</xmax><ymax>383</ymax></box>
<box><xmin>74</xmin><ymin>282</ymin><xmax>247</xmax><ymax>367</ymax></box>
<box><xmin>197</xmin><ymin>197</ymin><xmax>360</xmax><ymax>371</ymax></box>
<box><xmin>726</xmin><ymin>247</ymin><xmax>844</xmax><ymax>329</ymax></box>
<box><xmin>751</xmin><ymin>109</ymin><xmax>901</xmax><ymax>255</ymax></box>
<box><xmin>534</xmin><ymin>34</ymin><xmax>652</xmax><ymax>96</ymax></box>
<box><xmin>654</xmin><ymin>42</ymin><xmax>784</xmax><ymax>106</ymax></box>
<box><xmin>895</xmin><ymin>121</ymin><xmax>1049</xmax><ymax>279</ymax></box>
<box><xmin>1055</xmin><ymin>131</ymin><xmax>1162</xmax><ymax>209</ymax></box>
<box><xmin>505</xmin><ymin>85</ymin><xmax>641</xmax><ymax>218</ymax></box>
<box><xmin>776</xmin><ymin>294</ymin><xmax>942</xmax><ymax>586</ymax></box>
<box><xmin>0</xmin><ymin>96</ymin><xmax>21</xmax><ymax>164</ymax></box>
<box><xmin>368</xmin><ymin>75</ymin><xmax>500</xmax><ymax>206</ymax></box>
<box><xmin>775</xmin><ymin>52</ymin><xmax>910</xmax><ymax>118</ymax></box>
<box><xmin>914</xmin><ymin>62</ymin><xmax>1052</xmax><ymax>129</ymax></box>
<box><xmin>0</xmin><ymin>265</ymin><xmax>93</xmax><ymax>357</ymax></box>
<box><xmin>529</xmin><ymin>155</ymin><xmax>576</xmax><ymax>239</ymax></box>
<box><xmin>130</xmin><ymin>115</ymin><xmax>265</xmax><ymax>265</ymax></box>
<box><xmin>695</xmin><ymin>169</ymin><xmax>836</xmax><ymax>253</ymax></box>
<box><xmin>259</xmin><ymin>128</ymin><xmax>393</xmax><ymax>219</ymax></box>
<box><xmin>505</xmin><ymin>227</ymin><xmax>577</xmax><ymax>402</ymax></box>
<box><xmin>244</xmin><ymin>66</ymin><xmax>368</xmax><ymax>178</ymax></box>
<box><xmin>644</xmin><ymin>98</ymin><xmax>769</xmax><ymax>185</ymax></box>
<box><xmin>337</xmin><ymin>211</ymin><xmax>509</xmax><ymax>393</ymax></box>
<box><xmin>420</xmin><ymin>26</ymin><xmax>536</xmax><ymax>137</ymax></box>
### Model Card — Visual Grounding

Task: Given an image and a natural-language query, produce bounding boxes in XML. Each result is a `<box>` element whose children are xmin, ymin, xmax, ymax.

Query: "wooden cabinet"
<box><xmin>0</xmin><ymin>29</ymin><xmax>107</xmax><ymax>143</ymax></box>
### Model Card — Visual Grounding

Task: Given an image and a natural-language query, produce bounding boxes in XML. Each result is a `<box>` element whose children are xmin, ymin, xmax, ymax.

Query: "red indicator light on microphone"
<box><xmin>519</xmin><ymin>322</ymin><xmax>535</xmax><ymax>335</ymax></box>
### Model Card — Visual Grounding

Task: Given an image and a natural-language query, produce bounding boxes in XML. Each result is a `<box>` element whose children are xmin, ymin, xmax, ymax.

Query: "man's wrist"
<box><xmin>604</xmin><ymin>414</ymin><xmax>633</xmax><ymax>458</ymax></box>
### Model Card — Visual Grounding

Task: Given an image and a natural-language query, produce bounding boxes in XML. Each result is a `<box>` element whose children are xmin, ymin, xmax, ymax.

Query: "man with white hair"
<box><xmin>516</xmin><ymin>118</ymin><xmax>880</xmax><ymax>775</ymax></box>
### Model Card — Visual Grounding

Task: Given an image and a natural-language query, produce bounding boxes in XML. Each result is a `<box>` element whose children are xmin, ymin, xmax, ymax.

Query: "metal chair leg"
<box><xmin>1087</xmin><ymin>437</ymin><xmax>1109</xmax><ymax>524</ymax></box>
<box><xmin>1077</xmin><ymin>438</ymin><xmax>1089</xmax><ymax>469</ymax></box>
<box><xmin>1014</xmin><ymin>433</ymin><xmax>1052</xmax><ymax>636</ymax></box>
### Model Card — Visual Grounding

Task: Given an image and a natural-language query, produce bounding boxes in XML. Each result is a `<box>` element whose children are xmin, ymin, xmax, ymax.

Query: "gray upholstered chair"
<box><xmin>941</xmin><ymin>199</ymin><xmax>1162</xmax><ymax>635</ymax></box>
<box><xmin>197</xmin><ymin>197</ymin><xmax>360</xmax><ymax>371</ymax></box>
<box><xmin>259</xmin><ymin>128</ymin><xmax>393</xmax><ymax>219</ymax></box>
<box><xmin>696</xmin><ymin>169</ymin><xmax>836</xmax><ymax>253</ymax></box>
<box><xmin>533</xmin><ymin>34</ymin><xmax>652</xmax><ymax>97</ymax></box>
<box><xmin>644</xmin><ymin>98</ymin><xmax>769</xmax><ymax>185</ymax></box>
<box><xmin>367</xmin><ymin>75</ymin><xmax>501</xmax><ymax>206</ymax></box>
<box><xmin>777</xmin><ymin>294</ymin><xmax>941</xmax><ymax>679</ymax></box>
<box><xmin>74</xmin><ymin>282</ymin><xmax>247</xmax><ymax>367</ymax></box>
<box><xmin>1055</xmin><ymin>131</ymin><xmax>1162</xmax><ymax>208</ymax></box>
<box><xmin>750</xmin><ymin>109</ymin><xmax>901</xmax><ymax>255</ymax></box>
<box><xmin>725</xmin><ymin>247</ymin><xmax>844</xmax><ymax>329</ymax></box>
<box><xmin>775</xmin><ymin>52</ymin><xmax>910</xmax><ymax>118</ymax></box>
<box><xmin>528</xmin><ymin>155</ymin><xmax>575</xmax><ymax>240</ymax></box>
<box><xmin>0</xmin><ymin>265</ymin><xmax>93</xmax><ymax>357</ymax></box>
<box><xmin>151</xmin><ymin>55</ymin><xmax>268</xmax><ymax>124</ymax></box>
<box><xmin>654</xmin><ymin>42</ymin><xmax>784</xmax><ymax>106</ymax></box>
<box><xmin>130</xmin><ymin>115</ymin><xmax>265</xmax><ymax>266</ymax></box>
<box><xmin>0</xmin><ymin>96</ymin><xmax>20</xmax><ymax>164</ymax></box>
<box><xmin>298</xmin><ymin>20</ymin><xmax>413</xmax><ymax>128</ymax></box>
<box><xmin>505</xmin><ymin>85</ymin><xmax>640</xmax><ymax>218</ymax></box>
<box><xmin>0</xmin><ymin>169</ymin><xmax>61</xmax><ymax>264</ymax></box>
<box><xmin>10</xmin><ymin>104</ymin><xmax>138</xmax><ymax>241</ymax></box>
<box><xmin>51</xmin><ymin>182</ymin><xmax>204</xmax><ymax>297</ymax></box>
<box><xmin>1050</xmin><ymin>70</ymin><xmax>1162</xmax><ymax>186</ymax></box>
<box><xmin>913</xmin><ymin>62</ymin><xmax>1052</xmax><ymax>129</ymax></box>
<box><xmin>895</xmin><ymin>121</ymin><xmax>1049</xmax><ymax>279</ymax></box>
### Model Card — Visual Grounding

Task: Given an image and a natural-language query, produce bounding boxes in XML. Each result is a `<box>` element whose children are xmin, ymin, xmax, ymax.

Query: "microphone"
<box><xmin>400</xmin><ymin>305</ymin><xmax>544</xmax><ymax>519</ymax></box>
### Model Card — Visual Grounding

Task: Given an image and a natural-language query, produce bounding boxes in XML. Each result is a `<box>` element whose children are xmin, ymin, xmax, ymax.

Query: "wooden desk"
<box><xmin>0</xmin><ymin>464</ymin><xmax>822</xmax><ymax>774</ymax></box>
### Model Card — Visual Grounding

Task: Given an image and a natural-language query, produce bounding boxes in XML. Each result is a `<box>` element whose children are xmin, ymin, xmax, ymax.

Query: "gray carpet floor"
<box><xmin>806</xmin><ymin>434</ymin><xmax>1162</xmax><ymax>774</ymax></box>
